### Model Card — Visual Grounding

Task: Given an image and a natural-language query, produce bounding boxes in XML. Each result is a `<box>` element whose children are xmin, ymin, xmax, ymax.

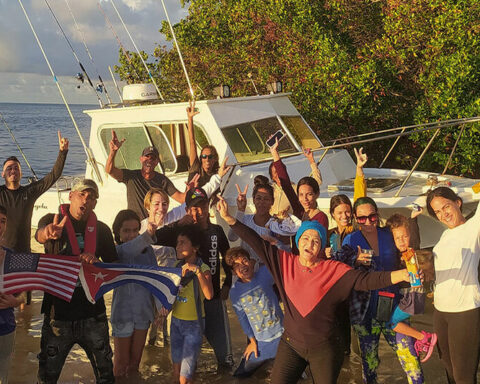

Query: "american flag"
<box><xmin>0</xmin><ymin>251</ymin><xmax>81</xmax><ymax>302</ymax></box>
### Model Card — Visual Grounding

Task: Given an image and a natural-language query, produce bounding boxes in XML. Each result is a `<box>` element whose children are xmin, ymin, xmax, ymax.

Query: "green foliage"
<box><xmin>115</xmin><ymin>0</ymin><xmax>480</xmax><ymax>177</ymax></box>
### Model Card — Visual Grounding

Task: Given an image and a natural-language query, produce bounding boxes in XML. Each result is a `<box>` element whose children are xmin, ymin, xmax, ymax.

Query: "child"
<box><xmin>0</xmin><ymin>205</ymin><xmax>25</xmax><ymax>384</ymax></box>
<box><xmin>171</xmin><ymin>225</ymin><xmax>214</xmax><ymax>384</ymax></box>
<box><xmin>110</xmin><ymin>208</ymin><xmax>164</xmax><ymax>377</ymax></box>
<box><xmin>226</xmin><ymin>247</ymin><xmax>284</xmax><ymax>377</ymax></box>
<box><xmin>386</xmin><ymin>211</ymin><xmax>437</xmax><ymax>363</ymax></box>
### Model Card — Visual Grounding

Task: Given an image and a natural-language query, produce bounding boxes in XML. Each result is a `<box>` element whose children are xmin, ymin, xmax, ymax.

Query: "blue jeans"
<box><xmin>37</xmin><ymin>314</ymin><xmax>114</xmax><ymax>384</ymax></box>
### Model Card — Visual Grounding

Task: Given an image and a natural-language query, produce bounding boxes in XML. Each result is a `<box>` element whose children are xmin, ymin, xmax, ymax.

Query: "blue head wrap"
<box><xmin>295</xmin><ymin>220</ymin><xmax>327</xmax><ymax>250</ymax></box>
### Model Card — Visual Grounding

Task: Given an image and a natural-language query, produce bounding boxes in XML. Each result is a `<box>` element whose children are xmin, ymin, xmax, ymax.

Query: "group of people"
<box><xmin>0</xmin><ymin>102</ymin><xmax>479</xmax><ymax>384</ymax></box>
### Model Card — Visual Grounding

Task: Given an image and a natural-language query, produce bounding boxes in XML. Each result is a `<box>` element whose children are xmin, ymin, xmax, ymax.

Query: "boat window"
<box><xmin>281</xmin><ymin>116</ymin><xmax>321</xmax><ymax>149</ymax></box>
<box><xmin>99</xmin><ymin>125</ymin><xmax>176</xmax><ymax>173</ymax></box>
<box><xmin>221</xmin><ymin>117</ymin><xmax>296</xmax><ymax>162</ymax></box>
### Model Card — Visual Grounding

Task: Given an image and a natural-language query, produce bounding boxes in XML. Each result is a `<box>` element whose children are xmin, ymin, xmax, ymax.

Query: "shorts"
<box><xmin>389</xmin><ymin>305</ymin><xmax>411</xmax><ymax>329</ymax></box>
<box><xmin>170</xmin><ymin>316</ymin><xmax>204</xmax><ymax>379</ymax></box>
<box><xmin>111</xmin><ymin>320</ymin><xmax>150</xmax><ymax>338</ymax></box>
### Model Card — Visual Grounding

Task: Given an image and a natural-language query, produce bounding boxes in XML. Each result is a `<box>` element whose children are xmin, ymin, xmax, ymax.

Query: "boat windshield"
<box><xmin>280</xmin><ymin>116</ymin><xmax>322</xmax><ymax>149</ymax></box>
<box><xmin>221</xmin><ymin>117</ymin><xmax>297</xmax><ymax>162</ymax></box>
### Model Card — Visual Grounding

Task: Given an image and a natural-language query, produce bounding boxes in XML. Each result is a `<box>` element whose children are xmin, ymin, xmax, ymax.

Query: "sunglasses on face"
<box><xmin>201</xmin><ymin>154</ymin><xmax>215</xmax><ymax>160</ymax></box>
<box><xmin>356</xmin><ymin>213</ymin><xmax>379</xmax><ymax>224</ymax></box>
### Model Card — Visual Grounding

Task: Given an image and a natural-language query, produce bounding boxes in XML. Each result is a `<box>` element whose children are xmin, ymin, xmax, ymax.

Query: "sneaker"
<box><xmin>414</xmin><ymin>331</ymin><xmax>438</xmax><ymax>363</ymax></box>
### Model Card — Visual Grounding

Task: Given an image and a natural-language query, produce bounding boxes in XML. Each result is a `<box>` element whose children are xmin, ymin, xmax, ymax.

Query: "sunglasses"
<box><xmin>356</xmin><ymin>213</ymin><xmax>379</xmax><ymax>224</ymax></box>
<box><xmin>201</xmin><ymin>154</ymin><xmax>215</xmax><ymax>160</ymax></box>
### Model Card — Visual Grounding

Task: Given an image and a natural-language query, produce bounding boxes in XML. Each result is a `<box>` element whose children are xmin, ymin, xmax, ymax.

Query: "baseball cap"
<box><xmin>185</xmin><ymin>187</ymin><xmax>209</xmax><ymax>208</ymax></box>
<box><xmin>141</xmin><ymin>146</ymin><xmax>159</xmax><ymax>157</ymax></box>
<box><xmin>71</xmin><ymin>178</ymin><xmax>99</xmax><ymax>199</ymax></box>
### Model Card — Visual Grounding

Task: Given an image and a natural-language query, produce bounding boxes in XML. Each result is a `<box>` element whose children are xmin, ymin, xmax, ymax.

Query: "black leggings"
<box><xmin>271</xmin><ymin>335</ymin><xmax>344</xmax><ymax>384</ymax></box>
<box><xmin>434</xmin><ymin>307</ymin><xmax>480</xmax><ymax>384</ymax></box>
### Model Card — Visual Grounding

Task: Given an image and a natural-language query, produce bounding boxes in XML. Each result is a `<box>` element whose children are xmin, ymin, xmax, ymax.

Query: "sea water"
<box><xmin>0</xmin><ymin>102</ymin><xmax>91</xmax><ymax>179</ymax></box>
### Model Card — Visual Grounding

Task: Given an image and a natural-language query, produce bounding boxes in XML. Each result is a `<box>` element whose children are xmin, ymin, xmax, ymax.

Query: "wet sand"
<box><xmin>7</xmin><ymin>238</ymin><xmax>464</xmax><ymax>383</ymax></box>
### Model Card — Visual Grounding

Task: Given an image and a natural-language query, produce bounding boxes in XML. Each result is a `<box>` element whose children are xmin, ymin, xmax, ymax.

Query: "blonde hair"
<box><xmin>144</xmin><ymin>188</ymin><xmax>169</xmax><ymax>211</ymax></box>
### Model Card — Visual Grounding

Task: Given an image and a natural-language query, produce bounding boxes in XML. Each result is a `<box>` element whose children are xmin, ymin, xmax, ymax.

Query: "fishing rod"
<box><xmin>0</xmin><ymin>112</ymin><xmax>38</xmax><ymax>181</ymax></box>
<box><xmin>110</xmin><ymin>0</ymin><xmax>165</xmax><ymax>100</ymax></box>
<box><xmin>43</xmin><ymin>0</ymin><xmax>104</xmax><ymax>108</ymax></box>
<box><xmin>64</xmin><ymin>0</ymin><xmax>113</xmax><ymax>105</ymax></box>
<box><xmin>96</xmin><ymin>0</ymin><xmax>141</xmax><ymax>83</ymax></box>
<box><xmin>18</xmin><ymin>0</ymin><xmax>103</xmax><ymax>185</ymax></box>
<box><xmin>160</xmin><ymin>0</ymin><xmax>194</xmax><ymax>98</ymax></box>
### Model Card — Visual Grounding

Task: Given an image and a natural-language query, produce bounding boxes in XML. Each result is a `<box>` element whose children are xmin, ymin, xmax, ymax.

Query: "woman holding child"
<box><xmin>217</xmin><ymin>196</ymin><xmax>411</xmax><ymax>384</ymax></box>
<box><xmin>427</xmin><ymin>187</ymin><xmax>480</xmax><ymax>384</ymax></box>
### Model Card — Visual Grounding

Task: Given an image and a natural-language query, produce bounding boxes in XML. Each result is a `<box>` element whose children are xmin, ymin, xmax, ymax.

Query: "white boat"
<box><xmin>31</xmin><ymin>85</ymin><xmax>480</xmax><ymax>248</ymax></box>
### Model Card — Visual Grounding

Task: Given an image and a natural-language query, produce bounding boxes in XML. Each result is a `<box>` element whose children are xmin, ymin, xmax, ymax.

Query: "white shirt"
<box><xmin>433</xmin><ymin>202</ymin><xmax>480</xmax><ymax>312</ymax></box>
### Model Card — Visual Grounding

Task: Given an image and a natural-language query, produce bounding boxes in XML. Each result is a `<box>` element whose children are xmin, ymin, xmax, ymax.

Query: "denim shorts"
<box><xmin>170</xmin><ymin>316</ymin><xmax>204</xmax><ymax>379</ymax></box>
<box><xmin>111</xmin><ymin>320</ymin><xmax>150</xmax><ymax>338</ymax></box>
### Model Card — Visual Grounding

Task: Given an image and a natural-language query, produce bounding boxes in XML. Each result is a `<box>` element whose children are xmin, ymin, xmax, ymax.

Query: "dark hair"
<box><xmin>253</xmin><ymin>175</ymin><xmax>274</xmax><ymax>200</ymax></box>
<box><xmin>386</xmin><ymin>213</ymin><xmax>410</xmax><ymax>231</ymax></box>
<box><xmin>426</xmin><ymin>186</ymin><xmax>463</xmax><ymax>218</ymax></box>
<box><xmin>200</xmin><ymin>145</ymin><xmax>219</xmax><ymax>174</ymax></box>
<box><xmin>225</xmin><ymin>247</ymin><xmax>251</xmax><ymax>266</ymax></box>
<box><xmin>3</xmin><ymin>156</ymin><xmax>20</xmax><ymax>167</ymax></box>
<box><xmin>0</xmin><ymin>205</ymin><xmax>7</xmax><ymax>216</ymax></box>
<box><xmin>112</xmin><ymin>209</ymin><xmax>140</xmax><ymax>244</ymax></box>
<box><xmin>297</xmin><ymin>177</ymin><xmax>319</xmax><ymax>195</ymax></box>
<box><xmin>353</xmin><ymin>196</ymin><xmax>378</xmax><ymax>215</ymax></box>
<box><xmin>329</xmin><ymin>194</ymin><xmax>352</xmax><ymax>216</ymax></box>
<box><xmin>176</xmin><ymin>224</ymin><xmax>203</xmax><ymax>249</ymax></box>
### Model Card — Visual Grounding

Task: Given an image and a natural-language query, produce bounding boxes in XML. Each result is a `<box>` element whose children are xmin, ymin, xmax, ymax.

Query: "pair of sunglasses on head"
<box><xmin>355</xmin><ymin>213</ymin><xmax>379</xmax><ymax>224</ymax></box>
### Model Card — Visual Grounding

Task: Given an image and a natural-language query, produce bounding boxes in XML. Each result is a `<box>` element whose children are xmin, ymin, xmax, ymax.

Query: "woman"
<box><xmin>186</xmin><ymin>99</ymin><xmax>220</xmax><ymax>186</ymax></box>
<box><xmin>228</xmin><ymin>175</ymin><xmax>300</xmax><ymax>261</ymax></box>
<box><xmin>328</xmin><ymin>147</ymin><xmax>368</xmax><ymax>253</ymax></box>
<box><xmin>426</xmin><ymin>187</ymin><xmax>480</xmax><ymax>384</ymax></box>
<box><xmin>217</xmin><ymin>197</ymin><xmax>410</xmax><ymax>384</ymax></box>
<box><xmin>342</xmin><ymin>197</ymin><xmax>423</xmax><ymax>384</ymax></box>
<box><xmin>269</xmin><ymin>147</ymin><xmax>322</xmax><ymax>218</ymax></box>
<box><xmin>269</xmin><ymin>139</ymin><xmax>328</xmax><ymax>228</ymax></box>
<box><xmin>110</xmin><ymin>209</ymin><xmax>164</xmax><ymax>377</ymax></box>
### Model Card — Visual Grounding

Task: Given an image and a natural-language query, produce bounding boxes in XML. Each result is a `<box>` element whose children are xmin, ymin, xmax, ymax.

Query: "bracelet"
<box><xmin>194</xmin><ymin>267</ymin><xmax>201</xmax><ymax>275</ymax></box>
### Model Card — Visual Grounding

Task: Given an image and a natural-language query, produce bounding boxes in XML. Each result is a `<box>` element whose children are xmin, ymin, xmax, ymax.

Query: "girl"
<box><xmin>171</xmin><ymin>225</ymin><xmax>214</xmax><ymax>384</ymax></box>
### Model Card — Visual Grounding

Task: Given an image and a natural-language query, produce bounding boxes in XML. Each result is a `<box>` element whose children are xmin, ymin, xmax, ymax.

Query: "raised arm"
<box><xmin>352</xmin><ymin>268</ymin><xmax>409</xmax><ymax>291</ymax></box>
<box><xmin>353</xmin><ymin>147</ymin><xmax>368</xmax><ymax>201</ymax></box>
<box><xmin>105</xmin><ymin>130</ymin><xmax>125</xmax><ymax>182</ymax></box>
<box><xmin>303</xmin><ymin>147</ymin><xmax>322</xmax><ymax>186</ymax></box>
<box><xmin>187</xmin><ymin>99</ymin><xmax>200</xmax><ymax>167</ymax></box>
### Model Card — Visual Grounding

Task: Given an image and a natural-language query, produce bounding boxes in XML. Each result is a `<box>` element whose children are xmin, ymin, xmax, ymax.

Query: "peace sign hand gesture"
<box><xmin>354</xmin><ymin>147</ymin><xmax>368</xmax><ymax>168</ymax></box>
<box><xmin>58</xmin><ymin>131</ymin><xmax>69</xmax><ymax>151</ymax></box>
<box><xmin>187</xmin><ymin>99</ymin><xmax>199</xmax><ymax>120</ymax></box>
<box><xmin>44</xmin><ymin>214</ymin><xmax>67</xmax><ymax>240</ymax></box>
<box><xmin>235</xmin><ymin>184</ymin><xmax>248</xmax><ymax>212</ymax></box>
<box><xmin>218</xmin><ymin>156</ymin><xmax>232</xmax><ymax>178</ymax></box>
<box><xmin>109</xmin><ymin>130</ymin><xmax>126</xmax><ymax>152</ymax></box>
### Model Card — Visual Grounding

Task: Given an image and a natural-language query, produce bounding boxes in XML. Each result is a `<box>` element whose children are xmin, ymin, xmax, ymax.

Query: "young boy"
<box><xmin>386</xmin><ymin>211</ymin><xmax>437</xmax><ymax>363</ymax></box>
<box><xmin>226</xmin><ymin>247</ymin><xmax>284</xmax><ymax>377</ymax></box>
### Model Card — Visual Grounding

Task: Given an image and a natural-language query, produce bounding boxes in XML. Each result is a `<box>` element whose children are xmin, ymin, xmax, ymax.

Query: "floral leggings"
<box><xmin>353</xmin><ymin>318</ymin><xmax>424</xmax><ymax>384</ymax></box>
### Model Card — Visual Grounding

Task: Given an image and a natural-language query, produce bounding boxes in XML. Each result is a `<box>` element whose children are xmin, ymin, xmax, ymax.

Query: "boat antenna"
<box><xmin>63</xmin><ymin>0</ymin><xmax>113</xmax><ymax>105</ymax></box>
<box><xmin>43</xmin><ymin>0</ymin><xmax>104</xmax><ymax>108</ymax></box>
<box><xmin>108</xmin><ymin>65</ymin><xmax>124</xmax><ymax>104</ymax></box>
<box><xmin>110</xmin><ymin>0</ymin><xmax>165</xmax><ymax>100</ymax></box>
<box><xmin>97</xmin><ymin>1</ymin><xmax>141</xmax><ymax>82</ymax></box>
<box><xmin>0</xmin><ymin>112</ymin><xmax>39</xmax><ymax>181</ymax></box>
<box><xmin>18</xmin><ymin>0</ymin><xmax>104</xmax><ymax>185</ymax></box>
<box><xmin>159</xmin><ymin>0</ymin><xmax>194</xmax><ymax>98</ymax></box>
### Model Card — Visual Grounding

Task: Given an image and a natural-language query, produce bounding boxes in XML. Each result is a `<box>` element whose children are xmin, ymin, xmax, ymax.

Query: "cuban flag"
<box><xmin>80</xmin><ymin>263</ymin><xmax>182</xmax><ymax>310</ymax></box>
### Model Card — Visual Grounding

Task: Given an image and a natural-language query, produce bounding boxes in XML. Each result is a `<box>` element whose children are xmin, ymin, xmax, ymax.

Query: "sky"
<box><xmin>0</xmin><ymin>0</ymin><xmax>187</xmax><ymax>104</ymax></box>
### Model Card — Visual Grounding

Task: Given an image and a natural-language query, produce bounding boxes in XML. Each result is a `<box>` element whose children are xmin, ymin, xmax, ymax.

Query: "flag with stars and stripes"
<box><xmin>0</xmin><ymin>251</ymin><xmax>81</xmax><ymax>302</ymax></box>
<box><xmin>79</xmin><ymin>262</ymin><xmax>182</xmax><ymax>310</ymax></box>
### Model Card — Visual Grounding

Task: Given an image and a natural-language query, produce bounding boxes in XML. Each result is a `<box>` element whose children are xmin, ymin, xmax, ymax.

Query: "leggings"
<box><xmin>271</xmin><ymin>335</ymin><xmax>344</xmax><ymax>384</ymax></box>
<box><xmin>434</xmin><ymin>307</ymin><xmax>480</xmax><ymax>384</ymax></box>
<box><xmin>353</xmin><ymin>318</ymin><xmax>423</xmax><ymax>384</ymax></box>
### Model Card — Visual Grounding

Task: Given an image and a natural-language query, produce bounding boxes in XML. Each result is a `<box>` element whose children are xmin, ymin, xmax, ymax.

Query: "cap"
<box><xmin>185</xmin><ymin>187</ymin><xmax>209</xmax><ymax>208</ymax></box>
<box><xmin>71</xmin><ymin>178</ymin><xmax>99</xmax><ymax>199</ymax></box>
<box><xmin>141</xmin><ymin>146</ymin><xmax>159</xmax><ymax>157</ymax></box>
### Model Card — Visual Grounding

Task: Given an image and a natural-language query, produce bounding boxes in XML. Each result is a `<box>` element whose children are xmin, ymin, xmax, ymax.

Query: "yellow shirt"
<box><xmin>172</xmin><ymin>262</ymin><xmax>210</xmax><ymax>321</ymax></box>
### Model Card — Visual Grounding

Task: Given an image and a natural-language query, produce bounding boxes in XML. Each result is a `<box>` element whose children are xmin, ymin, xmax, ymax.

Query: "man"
<box><xmin>35</xmin><ymin>179</ymin><xmax>117</xmax><ymax>384</ymax></box>
<box><xmin>155</xmin><ymin>187</ymin><xmax>234</xmax><ymax>371</ymax></box>
<box><xmin>105</xmin><ymin>130</ymin><xmax>185</xmax><ymax>219</ymax></box>
<box><xmin>0</xmin><ymin>131</ymin><xmax>68</xmax><ymax>253</ymax></box>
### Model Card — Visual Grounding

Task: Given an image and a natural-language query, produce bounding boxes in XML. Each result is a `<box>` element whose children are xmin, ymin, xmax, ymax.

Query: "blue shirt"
<box><xmin>230</xmin><ymin>265</ymin><xmax>283</xmax><ymax>342</ymax></box>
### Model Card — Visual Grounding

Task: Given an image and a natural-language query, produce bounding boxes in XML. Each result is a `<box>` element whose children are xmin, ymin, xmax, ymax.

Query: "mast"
<box><xmin>64</xmin><ymin>0</ymin><xmax>113</xmax><ymax>105</ymax></box>
<box><xmin>18</xmin><ymin>0</ymin><xmax>103</xmax><ymax>185</ymax></box>
<box><xmin>110</xmin><ymin>0</ymin><xmax>165</xmax><ymax>100</ymax></box>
